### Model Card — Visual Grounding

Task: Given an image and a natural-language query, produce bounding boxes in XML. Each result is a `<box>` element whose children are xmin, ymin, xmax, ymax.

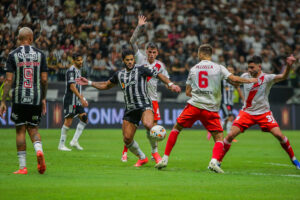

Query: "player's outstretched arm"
<box><xmin>273</xmin><ymin>54</ymin><xmax>296</xmax><ymax>83</ymax></box>
<box><xmin>76</xmin><ymin>77</ymin><xmax>116</xmax><ymax>90</ymax></box>
<box><xmin>130</xmin><ymin>15</ymin><xmax>147</xmax><ymax>53</ymax></box>
<box><xmin>228</xmin><ymin>74</ymin><xmax>258</xmax><ymax>84</ymax></box>
<box><xmin>157</xmin><ymin>73</ymin><xmax>181</xmax><ymax>93</ymax></box>
<box><xmin>0</xmin><ymin>72</ymin><xmax>13</xmax><ymax>118</ymax></box>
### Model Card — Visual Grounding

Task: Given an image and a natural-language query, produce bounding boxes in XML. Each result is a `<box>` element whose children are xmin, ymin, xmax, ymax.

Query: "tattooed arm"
<box><xmin>130</xmin><ymin>15</ymin><xmax>147</xmax><ymax>53</ymax></box>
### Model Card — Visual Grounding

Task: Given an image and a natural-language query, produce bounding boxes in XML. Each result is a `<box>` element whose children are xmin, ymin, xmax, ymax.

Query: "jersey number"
<box><xmin>24</xmin><ymin>68</ymin><xmax>33</xmax><ymax>88</ymax></box>
<box><xmin>198</xmin><ymin>71</ymin><xmax>208</xmax><ymax>88</ymax></box>
<box><xmin>266</xmin><ymin>115</ymin><xmax>275</xmax><ymax>123</ymax></box>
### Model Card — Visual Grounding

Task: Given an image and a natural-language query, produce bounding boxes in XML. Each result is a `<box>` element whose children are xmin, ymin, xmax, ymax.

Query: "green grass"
<box><xmin>0</xmin><ymin>129</ymin><xmax>300</xmax><ymax>200</ymax></box>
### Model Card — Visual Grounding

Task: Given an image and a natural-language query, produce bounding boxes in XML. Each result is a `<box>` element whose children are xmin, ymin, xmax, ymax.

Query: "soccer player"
<box><xmin>0</xmin><ymin>27</ymin><xmax>47</xmax><ymax>174</ymax></box>
<box><xmin>155</xmin><ymin>44</ymin><xmax>257</xmax><ymax>173</ymax></box>
<box><xmin>219</xmin><ymin>55</ymin><xmax>300</xmax><ymax>170</ymax></box>
<box><xmin>120</xmin><ymin>15</ymin><xmax>170</xmax><ymax>163</ymax></box>
<box><xmin>58</xmin><ymin>53</ymin><xmax>88</xmax><ymax>151</ymax></box>
<box><xmin>207</xmin><ymin>65</ymin><xmax>244</xmax><ymax>141</ymax></box>
<box><xmin>76</xmin><ymin>49</ymin><xmax>181</xmax><ymax>167</ymax></box>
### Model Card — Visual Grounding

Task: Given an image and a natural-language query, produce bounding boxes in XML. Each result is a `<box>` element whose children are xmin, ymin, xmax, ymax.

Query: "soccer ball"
<box><xmin>150</xmin><ymin>125</ymin><xmax>167</xmax><ymax>141</ymax></box>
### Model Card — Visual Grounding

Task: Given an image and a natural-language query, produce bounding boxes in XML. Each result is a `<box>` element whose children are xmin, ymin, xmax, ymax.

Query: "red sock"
<box><xmin>212</xmin><ymin>141</ymin><xmax>224</xmax><ymax>161</ymax></box>
<box><xmin>219</xmin><ymin>139</ymin><xmax>232</xmax><ymax>162</ymax></box>
<box><xmin>122</xmin><ymin>145</ymin><xmax>128</xmax><ymax>154</ymax></box>
<box><xmin>164</xmin><ymin>129</ymin><xmax>180</xmax><ymax>156</ymax></box>
<box><xmin>280</xmin><ymin>137</ymin><xmax>295</xmax><ymax>160</ymax></box>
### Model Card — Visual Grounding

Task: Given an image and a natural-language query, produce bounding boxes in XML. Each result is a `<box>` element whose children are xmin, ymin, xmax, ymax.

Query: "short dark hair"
<box><xmin>198</xmin><ymin>44</ymin><xmax>213</xmax><ymax>56</ymax></box>
<box><xmin>247</xmin><ymin>55</ymin><xmax>262</xmax><ymax>64</ymax></box>
<box><xmin>146</xmin><ymin>42</ymin><xmax>158</xmax><ymax>50</ymax></box>
<box><xmin>72</xmin><ymin>53</ymin><xmax>81</xmax><ymax>60</ymax></box>
<box><xmin>122</xmin><ymin>49</ymin><xmax>134</xmax><ymax>59</ymax></box>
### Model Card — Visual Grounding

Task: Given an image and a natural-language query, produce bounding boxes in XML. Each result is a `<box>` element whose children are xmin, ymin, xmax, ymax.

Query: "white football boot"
<box><xmin>70</xmin><ymin>141</ymin><xmax>83</xmax><ymax>150</ymax></box>
<box><xmin>155</xmin><ymin>156</ymin><xmax>168</xmax><ymax>169</ymax></box>
<box><xmin>208</xmin><ymin>158</ymin><xmax>224</xmax><ymax>173</ymax></box>
<box><xmin>58</xmin><ymin>145</ymin><xmax>72</xmax><ymax>151</ymax></box>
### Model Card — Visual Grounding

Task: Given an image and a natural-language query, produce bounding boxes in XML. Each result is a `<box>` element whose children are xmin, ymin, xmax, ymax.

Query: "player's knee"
<box><xmin>123</xmin><ymin>136</ymin><xmax>132</xmax><ymax>145</ymax></box>
<box><xmin>80</xmin><ymin>114</ymin><xmax>88</xmax><ymax>124</ymax></box>
<box><xmin>144</xmin><ymin>122</ymin><xmax>153</xmax><ymax>130</ymax></box>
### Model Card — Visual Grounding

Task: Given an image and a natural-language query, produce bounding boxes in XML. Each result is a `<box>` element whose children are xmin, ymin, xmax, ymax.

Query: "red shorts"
<box><xmin>233</xmin><ymin>110</ymin><xmax>279</xmax><ymax>132</ymax></box>
<box><xmin>177</xmin><ymin>104</ymin><xmax>223</xmax><ymax>132</ymax></box>
<box><xmin>152</xmin><ymin>101</ymin><xmax>161</xmax><ymax>121</ymax></box>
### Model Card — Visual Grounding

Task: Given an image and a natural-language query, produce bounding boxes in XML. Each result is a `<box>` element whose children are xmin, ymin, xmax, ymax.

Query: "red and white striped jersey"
<box><xmin>241</xmin><ymin>72</ymin><xmax>276</xmax><ymax>115</ymax></box>
<box><xmin>135</xmin><ymin>50</ymin><xmax>169</xmax><ymax>101</ymax></box>
<box><xmin>186</xmin><ymin>60</ymin><xmax>232</xmax><ymax>112</ymax></box>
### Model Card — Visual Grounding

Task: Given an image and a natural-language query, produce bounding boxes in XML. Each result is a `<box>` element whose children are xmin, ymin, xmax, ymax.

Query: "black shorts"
<box><xmin>123</xmin><ymin>107</ymin><xmax>153</xmax><ymax>126</ymax></box>
<box><xmin>64</xmin><ymin>103</ymin><xmax>86</xmax><ymax>118</ymax></box>
<box><xmin>221</xmin><ymin>104</ymin><xmax>234</xmax><ymax>119</ymax></box>
<box><xmin>11</xmin><ymin>103</ymin><xmax>42</xmax><ymax>126</ymax></box>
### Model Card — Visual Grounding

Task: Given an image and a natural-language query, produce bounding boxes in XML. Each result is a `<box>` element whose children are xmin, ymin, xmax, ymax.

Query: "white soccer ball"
<box><xmin>150</xmin><ymin>125</ymin><xmax>167</xmax><ymax>141</ymax></box>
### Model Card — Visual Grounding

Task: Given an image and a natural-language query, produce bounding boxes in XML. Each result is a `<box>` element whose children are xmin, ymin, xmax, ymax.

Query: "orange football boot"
<box><xmin>37</xmin><ymin>151</ymin><xmax>46</xmax><ymax>174</ymax></box>
<box><xmin>13</xmin><ymin>167</ymin><xmax>28</xmax><ymax>174</ymax></box>
<box><xmin>134</xmin><ymin>157</ymin><xmax>149</xmax><ymax>167</ymax></box>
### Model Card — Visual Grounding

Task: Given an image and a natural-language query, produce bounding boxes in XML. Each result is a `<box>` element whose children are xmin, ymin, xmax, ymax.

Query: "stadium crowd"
<box><xmin>0</xmin><ymin>0</ymin><xmax>299</xmax><ymax>86</ymax></box>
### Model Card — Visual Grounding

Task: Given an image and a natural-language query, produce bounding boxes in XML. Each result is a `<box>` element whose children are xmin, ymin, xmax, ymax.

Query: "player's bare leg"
<box><xmin>58</xmin><ymin>117</ymin><xmax>73</xmax><ymax>151</ymax></box>
<box><xmin>219</xmin><ymin>126</ymin><xmax>241</xmax><ymax>163</ymax></box>
<box><xmin>70</xmin><ymin>113</ymin><xmax>87</xmax><ymax>150</ymax></box>
<box><xmin>226</xmin><ymin>115</ymin><xmax>237</xmax><ymax>142</ymax></box>
<box><xmin>142</xmin><ymin>110</ymin><xmax>161</xmax><ymax>163</ymax></box>
<box><xmin>28</xmin><ymin>125</ymin><xmax>46</xmax><ymax>174</ymax></box>
<box><xmin>208</xmin><ymin>131</ymin><xmax>224</xmax><ymax>173</ymax></box>
<box><xmin>155</xmin><ymin>123</ymin><xmax>183</xmax><ymax>169</ymax></box>
<box><xmin>14</xmin><ymin>125</ymin><xmax>27</xmax><ymax>174</ymax></box>
<box><xmin>270</xmin><ymin>127</ymin><xmax>300</xmax><ymax>169</ymax></box>
<box><xmin>123</xmin><ymin>120</ymin><xmax>148</xmax><ymax>167</ymax></box>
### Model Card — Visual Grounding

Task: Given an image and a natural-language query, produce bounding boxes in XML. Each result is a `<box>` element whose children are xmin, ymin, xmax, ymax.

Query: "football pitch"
<box><xmin>0</xmin><ymin>129</ymin><xmax>300</xmax><ymax>200</ymax></box>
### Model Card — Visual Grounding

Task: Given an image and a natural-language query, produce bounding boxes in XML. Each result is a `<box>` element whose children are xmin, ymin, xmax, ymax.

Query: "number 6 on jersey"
<box><xmin>198</xmin><ymin>71</ymin><xmax>208</xmax><ymax>88</ymax></box>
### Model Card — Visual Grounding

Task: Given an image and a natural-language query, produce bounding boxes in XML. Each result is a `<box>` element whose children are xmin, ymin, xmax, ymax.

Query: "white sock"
<box><xmin>146</xmin><ymin>130</ymin><xmax>158</xmax><ymax>153</ymax></box>
<box><xmin>126</xmin><ymin>140</ymin><xmax>146</xmax><ymax>160</ymax></box>
<box><xmin>71</xmin><ymin>121</ymin><xmax>86</xmax><ymax>142</ymax></box>
<box><xmin>17</xmin><ymin>151</ymin><xmax>26</xmax><ymax>169</ymax></box>
<box><xmin>59</xmin><ymin>125</ymin><xmax>69</xmax><ymax>146</ymax></box>
<box><xmin>227</xmin><ymin>121</ymin><xmax>233</xmax><ymax>133</ymax></box>
<box><xmin>33</xmin><ymin>141</ymin><xmax>43</xmax><ymax>153</ymax></box>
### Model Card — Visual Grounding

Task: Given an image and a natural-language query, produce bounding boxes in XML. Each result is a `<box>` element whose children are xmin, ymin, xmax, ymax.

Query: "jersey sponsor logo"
<box><xmin>124</xmin><ymin>81</ymin><xmax>136</xmax><ymax>88</ymax></box>
<box><xmin>17</xmin><ymin>61</ymin><xmax>40</xmax><ymax>67</ymax></box>
<box><xmin>121</xmin><ymin>82</ymin><xmax>125</xmax><ymax>89</ymax></box>
<box><xmin>17</xmin><ymin>52</ymin><xmax>38</xmax><ymax>60</ymax></box>
<box><xmin>21</xmin><ymin>97</ymin><xmax>33</xmax><ymax>104</ymax></box>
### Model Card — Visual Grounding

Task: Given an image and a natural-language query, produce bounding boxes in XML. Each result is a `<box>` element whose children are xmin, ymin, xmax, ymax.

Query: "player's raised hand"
<box><xmin>81</xmin><ymin>97</ymin><xmax>88</xmax><ymax>107</ymax></box>
<box><xmin>170</xmin><ymin>84</ymin><xmax>181</xmax><ymax>93</ymax></box>
<box><xmin>286</xmin><ymin>54</ymin><xmax>296</xmax><ymax>66</ymax></box>
<box><xmin>138</xmin><ymin>15</ymin><xmax>147</xmax><ymax>26</ymax></box>
<box><xmin>0</xmin><ymin>102</ymin><xmax>7</xmax><ymax>119</ymax></box>
<box><xmin>76</xmin><ymin>77</ymin><xmax>89</xmax><ymax>86</ymax></box>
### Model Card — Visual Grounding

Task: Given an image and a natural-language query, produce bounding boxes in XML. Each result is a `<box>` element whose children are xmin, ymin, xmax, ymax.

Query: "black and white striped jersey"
<box><xmin>109</xmin><ymin>65</ymin><xmax>159</xmax><ymax>112</ymax></box>
<box><xmin>63</xmin><ymin>65</ymin><xmax>82</xmax><ymax>106</ymax></box>
<box><xmin>221</xmin><ymin>79</ymin><xmax>235</xmax><ymax>106</ymax></box>
<box><xmin>4</xmin><ymin>45</ymin><xmax>48</xmax><ymax>105</ymax></box>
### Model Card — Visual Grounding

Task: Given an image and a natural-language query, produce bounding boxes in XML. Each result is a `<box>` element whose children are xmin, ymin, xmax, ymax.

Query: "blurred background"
<box><xmin>0</xmin><ymin>0</ymin><xmax>300</xmax><ymax>129</ymax></box>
